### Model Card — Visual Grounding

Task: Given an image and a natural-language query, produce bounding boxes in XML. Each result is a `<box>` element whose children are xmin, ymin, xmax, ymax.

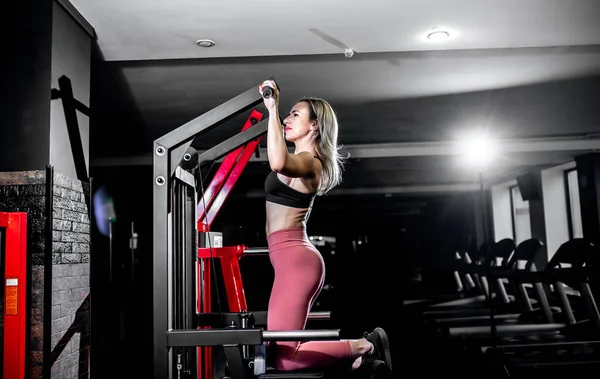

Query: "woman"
<box><xmin>259</xmin><ymin>79</ymin><xmax>392</xmax><ymax>374</ymax></box>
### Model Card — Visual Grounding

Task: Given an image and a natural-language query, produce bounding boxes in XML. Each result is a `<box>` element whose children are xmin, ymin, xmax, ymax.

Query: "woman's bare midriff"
<box><xmin>265</xmin><ymin>201</ymin><xmax>310</xmax><ymax>236</ymax></box>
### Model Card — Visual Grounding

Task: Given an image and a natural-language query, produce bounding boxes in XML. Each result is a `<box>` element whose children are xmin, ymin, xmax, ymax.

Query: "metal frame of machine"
<box><xmin>152</xmin><ymin>80</ymin><xmax>338</xmax><ymax>379</ymax></box>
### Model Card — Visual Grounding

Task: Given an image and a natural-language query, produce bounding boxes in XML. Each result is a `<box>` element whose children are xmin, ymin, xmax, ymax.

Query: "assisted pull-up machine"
<box><xmin>153</xmin><ymin>79</ymin><xmax>338</xmax><ymax>379</ymax></box>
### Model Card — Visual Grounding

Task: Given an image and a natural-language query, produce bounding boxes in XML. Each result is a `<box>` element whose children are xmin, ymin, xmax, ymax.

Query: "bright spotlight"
<box><xmin>457</xmin><ymin>132</ymin><xmax>498</xmax><ymax>170</ymax></box>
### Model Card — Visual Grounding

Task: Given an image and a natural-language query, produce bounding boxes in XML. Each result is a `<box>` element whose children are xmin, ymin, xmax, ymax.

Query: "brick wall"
<box><xmin>50</xmin><ymin>173</ymin><xmax>91</xmax><ymax>378</ymax></box>
<box><xmin>50</xmin><ymin>264</ymin><xmax>90</xmax><ymax>378</ymax></box>
<box><xmin>0</xmin><ymin>170</ymin><xmax>91</xmax><ymax>379</ymax></box>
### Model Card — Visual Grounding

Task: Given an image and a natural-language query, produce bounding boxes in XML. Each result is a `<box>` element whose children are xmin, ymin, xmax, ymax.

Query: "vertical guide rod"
<box><xmin>186</xmin><ymin>177</ymin><xmax>198</xmax><ymax>378</ymax></box>
<box><xmin>153</xmin><ymin>146</ymin><xmax>170</xmax><ymax>379</ymax></box>
<box><xmin>175</xmin><ymin>179</ymin><xmax>182</xmax><ymax>378</ymax></box>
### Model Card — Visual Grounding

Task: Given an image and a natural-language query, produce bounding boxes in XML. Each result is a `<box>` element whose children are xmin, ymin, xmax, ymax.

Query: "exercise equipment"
<box><xmin>479</xmin><ymin>238</ymin><xmax>600</xmax><ymax>375</ymax></box>
<box><xmin>430</xmin><ymin>239</ymin><xmax>563</xmax><ymax>339</ymax></box>
<box><xmin>425</xmin><ymin>239</ymin><xmax>516</xmax><ymax>312</ymax></box>
<box><xmin>152</xmin><ymin>79</ymin><xmax>340</xmax><ymax>379</ymax></box>
<box><xmin>260</xmin><ymin>77</ymin><xmax>279</xmax><ymax>99</ymax></box>
<box><xmin>405</xmin><ymin>239</ymin><xmax>519</xmax><ymax>331</ymax></box>
<box><xmin>403</xmin><ymin>249</ymin><xmax>482</xmax><ymax>307</ymax></box>
<box><xmin>1</xmin><ymin>212</ymin><xmax>28</xmax><ymax>379</ymax></box>
<box><xmin>433</xmin><ymin>239</ymin><xmax>600</xmax><ymax>377</ymax></box>
<box><xmin>413</xmin><ymin>237</ymin><xmax>600</xmax><ymax>377</ymax></box>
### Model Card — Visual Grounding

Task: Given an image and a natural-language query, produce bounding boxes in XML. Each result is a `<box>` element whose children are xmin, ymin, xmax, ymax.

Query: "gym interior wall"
<box><xmin>1</xmin><ymin>1</ymin><xmax>95</xmax><ymax>378</ymax></box>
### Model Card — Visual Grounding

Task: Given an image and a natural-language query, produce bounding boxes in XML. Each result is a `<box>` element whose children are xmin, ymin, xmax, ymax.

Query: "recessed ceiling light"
<box><xmin>427</xmin><ymin>31</ymin><xmax>450</xmax><ymax>40</ymax></box>
<box><xmin>195</xmin><ymin>39</ymin><xmax>216</xmax><ymax>48</ymax></box>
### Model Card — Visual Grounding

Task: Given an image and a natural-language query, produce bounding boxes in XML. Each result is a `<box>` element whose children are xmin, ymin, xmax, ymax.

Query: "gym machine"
<box><xmin>152</xmin><ymin>79</ymin><xmax>339</xmax><ymax>379</ymax></box>
<box><xmin>477</xmin><ymin>239</ymin><xmax>600</xmax><ymax>375</ymax></box>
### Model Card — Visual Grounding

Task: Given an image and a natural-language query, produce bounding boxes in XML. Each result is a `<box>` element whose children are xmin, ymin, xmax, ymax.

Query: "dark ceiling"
<box><xmin>93</xmin><ymin>46</ymin><xmax>600</xmax><ymax>148</ymax></box>
<box><xmin>90</xmin><ymin>47</ymin><xmax>600</xmax><ymax>195</ymax></box>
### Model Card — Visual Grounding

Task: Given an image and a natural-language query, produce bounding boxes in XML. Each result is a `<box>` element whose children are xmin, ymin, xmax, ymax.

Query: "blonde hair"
<box><xmin>300</xmin><ymin>97</ymin><xmax>346</xmax><ymax>195</ymax></box>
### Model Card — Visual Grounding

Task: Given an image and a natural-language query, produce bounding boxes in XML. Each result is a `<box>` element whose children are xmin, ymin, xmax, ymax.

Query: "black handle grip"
<box><xmin>261</xmin><ymin>76</ymin><xmax>280</xmax><ymax>99</ymax></box>
<box><xmin>262</xmin><ymin>86</ymin><xmax>274</xmax><ymax>99</ymax></box>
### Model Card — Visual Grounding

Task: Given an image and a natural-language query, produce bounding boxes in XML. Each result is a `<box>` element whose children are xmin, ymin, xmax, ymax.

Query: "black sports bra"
<box><xmin>264</xmin><ymin>172</ymin><xmax>317</xmax><ymax>209</ymax></box>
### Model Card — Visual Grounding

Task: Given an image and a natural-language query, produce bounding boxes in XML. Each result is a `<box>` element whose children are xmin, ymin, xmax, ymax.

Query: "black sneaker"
<box><xmin>363</xmin><ymin>327</ymin><xmax>392</xmax><ymax>374</ymax></box>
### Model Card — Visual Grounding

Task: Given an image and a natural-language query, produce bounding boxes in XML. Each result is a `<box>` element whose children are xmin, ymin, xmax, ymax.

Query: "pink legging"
<box><xmin>267</xmin><ymin>227</ymin><xmax>352</xmax><ymax>371</ymax></box>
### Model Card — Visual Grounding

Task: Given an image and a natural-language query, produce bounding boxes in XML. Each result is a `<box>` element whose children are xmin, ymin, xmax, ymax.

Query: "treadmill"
<box><xmin>477</xmin><ymin>238</ymin><xmax>600</xmax><ymax>374</ymax></box>
<box><xmin>439</xmin><ymin>238</ymin><xmax>588</xmax><ymax>341</ymax></box>
<box><xmin>411</xmin><ymin>239</ymin><xmax>518</xmax><ymax>321</ymax></box>
<box><xmin>403</xmin><ymin>248</ymin><xmax>485</xmax><ymax>308</ymax></box>
<box><xmin>427</xmin><ymin>239</ymin><xmax>549</xmax><ymax>329</ymax></box>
